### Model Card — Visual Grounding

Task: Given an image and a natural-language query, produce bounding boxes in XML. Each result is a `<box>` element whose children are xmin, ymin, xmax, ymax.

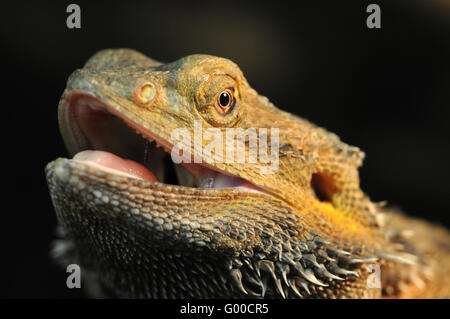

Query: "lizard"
<box><xmin>46</xmin><ymin>48</ymin><xmax>450</xmax><ymax>298</ymax></box>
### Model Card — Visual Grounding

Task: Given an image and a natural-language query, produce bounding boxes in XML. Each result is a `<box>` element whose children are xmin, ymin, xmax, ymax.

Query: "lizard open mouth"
<box><xmin>60</xmin><ymin>93</ymin><xmax>257</xmax><ymax>190</ymax></box>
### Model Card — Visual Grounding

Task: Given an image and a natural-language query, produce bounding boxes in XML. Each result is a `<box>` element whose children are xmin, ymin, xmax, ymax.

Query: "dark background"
<box><xmin>1</xmin><ymin>0</ymin><xmax>449</xmax><ymax>298</ymax></box>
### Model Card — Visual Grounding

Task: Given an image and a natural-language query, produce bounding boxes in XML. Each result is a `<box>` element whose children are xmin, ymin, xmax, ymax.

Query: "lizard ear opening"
<box><xmin>311</xmin><ymin>172</ymin><xmax>338</xmax><ymax>203</ymax></box>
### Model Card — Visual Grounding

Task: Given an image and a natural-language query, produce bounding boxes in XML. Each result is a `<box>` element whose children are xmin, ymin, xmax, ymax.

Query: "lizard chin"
<box><xmin>61</xmin><ymin>93</ymin><xmax>262</xmax><ymax>192</ymax></box>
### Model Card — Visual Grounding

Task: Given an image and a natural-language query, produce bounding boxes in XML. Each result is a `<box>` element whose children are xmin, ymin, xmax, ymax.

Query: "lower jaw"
<box><xmin>72</xmin><ymin>149</ymin><xmax>263</xmax><ymax>193</ymax></box>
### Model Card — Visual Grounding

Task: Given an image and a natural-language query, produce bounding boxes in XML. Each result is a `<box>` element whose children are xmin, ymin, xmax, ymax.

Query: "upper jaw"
<box><xmin>58</xmin><ymin>91</ymin><xmax>266</xmax><ymax>194</ymax></box>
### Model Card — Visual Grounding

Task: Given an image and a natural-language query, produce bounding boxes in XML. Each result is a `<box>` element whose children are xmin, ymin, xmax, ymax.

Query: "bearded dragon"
<box><xmin>46</xmin><ymin>49</ymin><xmax>450</xmax><ymax>298</ymax></box>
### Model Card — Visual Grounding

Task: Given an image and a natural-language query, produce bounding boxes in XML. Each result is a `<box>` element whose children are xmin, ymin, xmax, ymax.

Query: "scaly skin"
<box><xmin>46</xmin><ymin>49</ymin><xmax>449</xmax><ymax>298</ymax></box>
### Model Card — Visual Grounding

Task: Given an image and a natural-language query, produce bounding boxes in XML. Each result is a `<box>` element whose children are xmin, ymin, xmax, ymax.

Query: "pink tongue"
<box><xmin>73</xmin><ymin>150</ymin><xmax>159</xmax><ymax>182</ymax></box>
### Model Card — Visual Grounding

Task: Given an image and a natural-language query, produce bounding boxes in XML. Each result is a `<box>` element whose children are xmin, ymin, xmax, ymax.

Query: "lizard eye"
<box><xmin>215</xmin><ymin>89</ymin><xmax>234</xmax><ymax>114</ymax></box>
<box><xmin>194</xmin><ymin>74</ymin><xmax>245</xmax><ymax>127</ymax></box>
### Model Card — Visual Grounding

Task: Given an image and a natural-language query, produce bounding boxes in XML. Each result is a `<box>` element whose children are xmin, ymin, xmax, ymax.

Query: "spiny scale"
<box><xmin>226</xmin><ymin>236</ymin><xmax>414</xmax><ymax>298</ymax></box>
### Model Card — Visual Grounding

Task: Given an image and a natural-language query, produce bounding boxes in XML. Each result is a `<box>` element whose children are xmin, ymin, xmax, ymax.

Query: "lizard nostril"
<box><xmin>311</xmin><ymin>172</ymin><xmax>337</xmax><ymax>203</ymax></box>
<box><xmin>136</xmin><ymin>82</ymin><xmax>155</xmax><ymax>104</ymax></box>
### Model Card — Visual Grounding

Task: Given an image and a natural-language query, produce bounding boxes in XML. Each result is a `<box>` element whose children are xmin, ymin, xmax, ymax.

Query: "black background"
<box><xmin>1</xmin><ymin>0</ymin><xmax>449</xmax><ymax>298</ymax></box>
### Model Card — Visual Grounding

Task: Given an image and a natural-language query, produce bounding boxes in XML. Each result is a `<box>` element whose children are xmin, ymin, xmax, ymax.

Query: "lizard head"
<box><xmin>46</xmin><ymin>49</ymin><xmax>408</xmax><ymax>298</ymax></box>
